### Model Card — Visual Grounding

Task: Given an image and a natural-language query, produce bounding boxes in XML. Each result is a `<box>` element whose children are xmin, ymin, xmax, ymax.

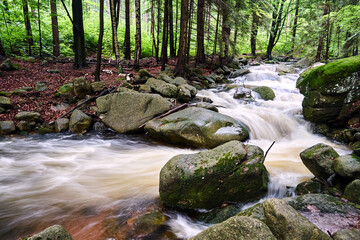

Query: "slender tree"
<box><xmin>150</xmin><ymin>0</ymin><xmax>159</xmax><ymax>61</ymax></box>
<box><xmin>134</xmin><ymin>0</ymin><xmax>141</xmax><ymax>69</ymax></box>
<box><xmin>186</xmin><ymin>0</ymin><xmax>194</xmax><ymax>62</ymax></box>
<box><xmin>22</xmin><ymin>0</ymin><xmax>33</xmax><ymax>56</ymax></box>
<box><xmin>50</xmin><ymin>0</ymin><xmax>60</xmax><ymax>57</ymax></box>
<box><xmin>195</xmin><ymin>0</ymin><xmax>205</xmax><ymax>64</ymax></box>
<box><xmin>124</xmin><ymin>0</ymin><xmax>131</xmax><ymax>60</ymax></box>
<box><xmin>169</xmin><ymin>0</ymin><xmax>175</xmax><ymax>57</ymax></box>
<box><xmin>291</xmin><ymin>0</ymin><xmax>300</xmax><ymax>53</ymax></box>
<box><xmin>211</xmin><ymin>7</ymin><xmax>220</xmax><ymax>64</ymax></box>
<box><xmin>0</xmin><ymin>38</ymin><xmax>5</xmax><ymax>56</ymax></box>
<box><xmin>161</xmin><ymin>0</ymin><xmax>169</xmax><ymax>70</ymax></box>
<box><xmin>315</xmin><ymin>0</ymin><xmax>330</xmax><ymax>61</ymax></box>
<box><xmin>110</xmin><ymin>0</ymin><xmax>121</xmax><ymax>71</ymax></box>
<box><xmin>221</xmin><ymin>2</ymin><xmax>231</xmax><ymax>59</ymax></box>
<box><xmin>175</xmin><ymin>0</ymin><xmax>189</xmax><ymax>76</ymax></box>
<box><xmin>72</xmin><ymin>0</ymin><xmax>87</xmax><ymax>68</ymax></box>
<box><xmin>95</xmin><ymin>0</ymin><xmax>104</xmax><ymax>81</ymax></box>
<box><xmin>250</xmin><ymin>6</ymin><xmax>260</xmax><ymax>56</ymax></box>
<box><xmin>37</xmin><ymin>0</ymin><xmax>42</xmax><ymax>57</ymax></box>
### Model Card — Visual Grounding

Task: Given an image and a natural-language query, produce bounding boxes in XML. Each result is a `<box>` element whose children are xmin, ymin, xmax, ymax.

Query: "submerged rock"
<box><xmin>159</xmin><ymin>140</ymin><xmax>269</xmax><ymax>210</ymax></box>
<box><xmin>27</xmin><ymin>225</ymin><xmax>73</xmax><ymax>240</ymax></box>
<box><xmin>229</xmin><ymin>69</ymin><xmax>250</xmax><ymax>78</ymax></box>
<box><xmin>145</xmin><ymin>107</ymin><xmax>249</xmax><ymax>148</ymax></box>
<box><xmin>253</xmin><ymin>86</ymin><xmax>275</xmax><ymax>101</ymax></box>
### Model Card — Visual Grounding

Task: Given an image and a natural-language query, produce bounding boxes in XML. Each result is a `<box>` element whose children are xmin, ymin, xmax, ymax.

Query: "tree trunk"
<box><xmin>110</xmin><ymin>0</ymin><xmax>121</xmax><ymax>71</ymax></box>
<box><xmin>50</xmin><ymin>0</ymin><xmax>60</xmax><ymax>57</ymax></box>
<box><xmin>37</xmin><ymin>0</ymin><xmax>42</xmax><ymax>57</ymax></box>
<box><xmin>206</xmin><ymin>3</ymin><xmax>211</xmax><ymax>47</ymax></box>
<box><xmin>195</xmin><ymin>0</ymin><xmax>205</xmax><ymax>65</ymax></box>
<box><xmin>250</xmin><ymin>10</ymin><xmax>259</xmax><ymax>56</ymax></box>
<box><xmin>186</xmin><ymin>0</ymin><xmax>194</xmax><ymax>63</ymax></box>
<box><xmin>324</xmin><ymin>6</ymin><xmax>331</xmax><ymax>61</ymax></box>
<box><xmin>150</xmin><ymin>0</ymin><xmax>159</xmax><ymax>61</ymax></box>
<box><xmin>221</xmin><ymin>8</ymin><xmax>230</xmax><ymax>59</ymax></box>
<box><xmin>174</xmin><ymin>0</ymin><xmax>189</xmax><ymax>76</ymax></box>
<box><xmin>134</xmin><ymin>0</ymin><xmax>141</xmax><ymax>69</ymax></box>
<box><xmin>72</xmin><ymin>0</ymin><xmax>87</xmax><ymax>68</ymax></box>
<box><xmin>169</xmin><ymin>0</ymin><xmax>175</xmax><ymax>57</ymax></box>
<box><xmin>124</xmin><ymin>0</ymin><xmax>131</xmax><ymax>60</ymax></box>
<box><xmin>156</xmin><ymin>0</ymin><xmax>161</xmax><ymax>61</ymax></box>
<box><xmin>161</xmin><ymin>0</ymin><xmax>169</xmax><ymax>71</ymax></box>
<box><xmin>315</xmin><ymin>0</ymin><xmax>330</xmax><ymax>62</ymax></box>
<box><xmin>22</xmin><ymin>0</ymin><xmax>33</xmax><ymax>56</ymax></box>
<box><xmin>291</xmin><ymin>0</ymin><xmax>300</xmax><ymax>53</ymax></box>
<box><xmin>0</xmin><ymin>38</ymin><xmax>5</xmax><ymax>56</ymax></box>
<box><xmin>95</xmin><ymin>0</ymin><xmax>104</xmax><ymax>81</ymax></box>
<box><xmin>211</xmin><ymin>7</ymin><xmax>220</xmax><ymax>64</ymax></box>
<box><xmin>175</xmin><ymin>0</ymin><xmax>179</xmax><ymax>53</ymax></box>
<box><xmin>266</xmin><ymin>0</ymin><xmax>286</xmax><ymax>59</ymax></box>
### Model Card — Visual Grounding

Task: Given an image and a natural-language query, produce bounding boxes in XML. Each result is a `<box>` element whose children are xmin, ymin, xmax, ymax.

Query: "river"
<box><xmin>0</xmin><ymin>64</ymin><xmax>350</xmax><ymax>239</ymax></box>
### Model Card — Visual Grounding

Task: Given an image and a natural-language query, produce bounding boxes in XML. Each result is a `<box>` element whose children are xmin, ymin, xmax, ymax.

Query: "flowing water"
<box><xmin>0</xmin><ymin>64</ymin><xmax>350</xmax><ymax>239</ymax></box>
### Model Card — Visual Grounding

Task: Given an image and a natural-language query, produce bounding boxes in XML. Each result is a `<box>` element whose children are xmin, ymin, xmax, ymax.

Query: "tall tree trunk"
<box><xmin>22</xmin><ymin>0</ymin><xmax>33</xmax><ymax>56</ymax></box>
<box><xmin>0</xmin><ymin>38</ymin><xmax>5</xmax><ymax>56</ymax></box>
<box><xmin>221</xmin><ymin>8</ymin><xmax>230</xmax><ymax>59</ymax></box>
<box><xmin>72</xmin><ymin>0</ymin><xmax>87</xmax><ymax>68</ymax></box>
<box><xmin>161</xmin><ymin>0</ymin><xmax>169</xmax><ymax>70</ymax></box>
<box><xmin>186</xmin><ymin>0</ymin><xmax>194</xmax><ymax>62</ymax></box>
<box><xmin>37</xmin><ymin>0</ymin><xmax>42</xmax><ymax>57</ymax></box>
<box><xmin>169</xmin><ymin>0</ymin><xmax>175</xmax><ymax>57</ymax></box>
<box><xmin>324</xmin><ymin>7</ymin><xmax>331</xmax><ymax>61</ymax></box>
<box><xmin>134</xmin><ymin>0</ymin><xmax>141</xmax><ymax>69</ymax></box>
<box><xmin>175</xmin><ymin>0</ymin><xmax>179</xmax><ymax>53</ymax></box>
<box><xmin>150</xmin><ymin>0</ymin><xmax>159</xmax><ymax>61</ymax></box>
<box><xmin>175</xmin><ymin>0</ymin><xmax>189</xmax><ymax>76</ymax></box>
<box><xmin>206</xmin><ymin>3</ymin><xmax>211</xmax><ymax>47</ymax></box>
<box><xmin>110</xmin><ymin>0</ymin><xmax>121</xmax><ymax>71</ymax></box>
<box><xmin>211</xmin><ymin>7</ymin><xmax>220</xmax><ymax>64</ymax></box>
<box><xmin>291</xmin><ymin>0</ymin><xmax>300</xmax><ymax>53</ymax></box>
<box><xmin>195</xmin><ymin>0</ymin><xmax>205</xmax><ymax>65</ymax></box>
<box><xmin>250</xmin><ymin>10</ymin><xmax>259</xmax><ymax>56</ymax></box>
<box><xmin>95</xmin><ymin>0</ymin><xmax>104</xmax><ymax>81</ymax></box>
<box><xmin>266</xmin><ymin>0</ymin><xmax>286</xmax><ymax>59</ymax></box>
<box><xmin>50</xmin><ymin>0</ymin><xmax>60</xmax><ymax>57</ymax></box>
<box><xmin>315</xmin><ymin>0</ymin><xmax>330</xmax><ymax>62</ymax></box>
<box><xmin>124</xmin><ymin>0</ymin><xmax>131</xmax><ymax>60</ymax></box>
<box><xmin>156</xmin><ymin>0</ymin><xmax>161</xmax><ymax>61</ymax></box>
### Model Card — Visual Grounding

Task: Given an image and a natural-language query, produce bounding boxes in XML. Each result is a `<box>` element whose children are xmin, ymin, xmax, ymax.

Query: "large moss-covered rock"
<box><xmin>237</xmin><ymin>203</ymin><xmax>265</xmax><ymax>222</ymax></box>
<box><xmin>96</xmin><ymin>92</ymin><xmax>173</xmax><ymax>133</ymax></box>
<box><xmin>69</xmin><ymin>109</ymin><xmax>92</xmax><ymax>134</ymax></box>
<box><xmin>15</xmin><ymin>111</ymin><xmax>41</xmax><ymax>122</ymax></box>
<box><xmin>333</xmin><ymin>154</ymin><xmax>360</xmax><ymax>179</ymax></box>
<box><xmin>333</xmin><ymin>228</ymin><xmax>360</xmax><ymax>240</ymax></box>
<box><xmin>344</xmin><ymin>179</ymin><xmax>360</xmax><ymax>202</ymax></box>
<box><xmin>0</xmin><ymin>58</ymin><xmax>15</xmax><ymax>71</ymax></box>
<box><xmin>253</xmin><ymin>86</ymin><xmax>275</xmax><ymax>101</ymax></box>
<box><xmin>300</xmin><ymin>143</ymin><xmax>339</xmax><ymax>180</ymax></box>
<box><xmin>159</xmin><ymin>140</ymin><xmax>269</xmax><ymax>210</ymax></box>
<box><xmin>190</xmin><ymin>216</ymin><xmax>276</xmax><ymax>240</ymax></box>
<box><xmin>297</xmin><ymin>55</ymin><xmax>360</xmax><ymax>123</ymax></box>
<box><xmin>73</xmin><ymin>77</ymin><xmax>91</xmax><ymax>98</ymax></box>
<box><xmin>145</xmin><ymin>107</ymin><xmax>249</xmax><ymax>148</ymax></box>
<box><xmin>177</xmin><ymin>84</ymin><xmax>197</xmax><ymax>102</ymax></box>
<box><xmin>0</xmin><ymin>96</ymin><xmax>12</xmax><ymax>109</ymax></box>
<box><xmin>27</xmin><ymin>225</ymin><xmax>73</xmax><ymax>240</ymax></box>
<box><xmin>145</xmin><ymin>78</ymin><xmax>178</xmax><ymax>98</ymax></box>
<box><xmin>295</xmin><ymin>180</ymin><xmax>323</xmax><ymax>195</ymax></box>
<box><xmin>263</xmin><ymin>198</ymin><xmax>331</xmax><ymax>240</ymax></box>
<box><xmin>0</xmin><ymin>121</ymin><xmax>16</xmax><ymax>134</ymax></box>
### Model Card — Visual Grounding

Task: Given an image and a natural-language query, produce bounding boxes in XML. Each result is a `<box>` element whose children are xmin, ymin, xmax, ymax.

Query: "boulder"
<box><xmin>96</xmin><ymin>92</ymin><xmax>173</xmax><ymax>133</ymax></box>
<box><xmin>69</xmin><ymin>109</ymin><xmax>92</xmax><ymax>134</ymax></box>
<box><xmin>47</xmin><ymin>69</ymin><xmax>61</xmax><ymax>74</ymax></box>
<box><xmin>253</xmin><ymin>86</ymin><xmax>275</xmax><ymax>101</ymax></box>
<box><xmin>126</xmin><ymin>210</ymin><xmax>167</xmax><ymax>239</ymax></box>
<box><xmin>138</xmin><ymin>84</ymin><xmax>152</xmax><ymax>92</ymax></box>
<box><xmin>297</xmin><ymin>55</ymin><xmax>360</xmax><ymax>123</ymax></box>
<box><xmin>237</xmin><ymin>203</ymin><xmax>265</xmax><ymax>222</ymax></box>
<box><xmin>17</xmin><ymin>121</ymin><xmax>32</xmax><ymax>131</ymax></box>
<box><xmin>239</xmin><ymin>58</ymin><xmax>248</xmax><ymax>65</ymax></box>
<box><xmin>233</xmin><ymin>87</ymin><xmax>252</xmax><ymax>100</ymax></box>
<box><xmin>173</xmin><ymin>76</ymin><xmax>188</xmax><ymax>86</ymax></box>
<box><xmin>145</xmin><ymin>78</ymin><xmax>178</xmax><ymax>98</ymax></box>
<box><xmin>138</xmin><ymin>69</ymin><xmax>154</xmax><ymax>79</ymax></box>
<box><xmin>333</xmin><ymin>154</ymin><xmax>360</xmax><ymax>179</ymax></box>
<box><xmin>27</xmin><ymin>225</ymin><xmax>73</xmax><ymax>240</ymax></box>
<box><xmin>195</xmin><ymin>102</ymin><xmax>218</xmax><ymax>112</ymax></box>
<box><xmin>91</xmin><ymin>81</ymin><xmax>106</xmax><ymax>92</ymax></box>
<box><xmin>190</xmin><ymin>216</ymin><xmax>276</xmax><ymax>240</ymax></box>
<box><xmin>0</xmin><ymin>121</ymin><xmax>16</xmax><ymax>134</ymax></box>
<box><xmin>159</xmin><ymin>140</ymin><xmax>269</xmax><ymax>210</ymax></box>
<box><xmin>333</xmin><ymin>228</ymin><xmax>360</xmax><ymax>240</ymax></box>
<box><xmin>229</xmin><ymin>69</ymin><xmax>250</xmax><ymax>78</ymax></box>
<box><xmin>15</xmin><ymin>111</ymin><xmax>41</xmax><ymax>122</ymax></box>
<box><xmin>344</xmin><ymin>179</ymin><xmax>360</xmax><ymax>202</ymax></box>
<box><xmin>276</xmin><ymin>63</ymin><xmax>296</xmax><ymax>74</ymax></box>
<box><xmin>299</xmin><ymin>143</ymin><xmax>339</xmax><ymax>180</ymax></box>
<box><xmin>294</xmin><ymin>57</ymin><xmax>314</xmax><ymax>68</ymax></box>
<box><xmin>177</xmin><ymin>84</ymin><xmax>197</xmax><ymax>102</ymax></box>
<box><xmin>145</xmin><ymin>107</ymin><xmax>249</xmax><ymax>148</ymax></box>
<box><xmin>73</xmin><ymin>77</ymin><xmax>91</xmax><ymax>98</ymax></box>
<box><xmin>55</xmin><ymin>118</ymin><xmax>69</xmax><ymax>132</ymax></box>
<box><xmin>0</xmin><ymin>96</ymin><xmax>12</xmax><ymax>109</ymax></box>
<box><xmin>35</xmin><ymin>81</ymin><xmax>47</xmax><ymax>92</ymax></box>
<box><xmin>221</xmin><ymin>65</ymin><xmax>232</xmax><ymax>75</ymax></box>
<box><xmin>295</xmin><ymin>180</ymin><xmax>323</xmax><ymax>195</ymax></box>
<box><xmin>0</xmin><ymin>58</ymin><xmax>15</xmax><ymax>71</ymax></box>
<box><xmin>263</xmin><ymin>198</ymin><xmax>331</xmax><ymax>240</ymax></box>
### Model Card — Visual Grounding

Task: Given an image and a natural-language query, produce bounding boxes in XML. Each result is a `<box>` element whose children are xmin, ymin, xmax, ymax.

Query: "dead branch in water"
<box><xmin>264</xmin><ymin>141</ymin><xmax>275</xmax><ymax>160</ymax></box>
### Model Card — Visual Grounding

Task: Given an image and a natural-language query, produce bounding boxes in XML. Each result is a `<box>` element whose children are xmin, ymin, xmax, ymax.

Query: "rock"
<box><xmin>299</xmin><ymin>143</ymin><xmax>339</xmax><ymax>180</ymax></box>
<box><xmin>57</xmin><ymin>83</ymin><xmax>73</xmax><ymax>95</ymax></box>
<box><xmin>173</xmin><ymin>76</ymin><xmax>188</xmax><ymax>86</ymax></box>
<box><xmin>344</xmin><ymin>179</ymin><xmax>360</xmax><ymax>202</ymax></box>
<box><xmin>190</xmin><ymin>216</ymin><xmax>276</xmax><ymax>240</ymax></box>
<box><xmin>297</xmin><ymin>55</ymin><xmax>360</xmax><ymax>123</ymax></box>
<box><xmin>91</xmin><ymin>81</ymin><xmax>106</xmax><ymax>92</ymax></box>
<box><xmin>195</xmin><ymin>102</ymin><xmax>218</xmax><ymax>112</ymax></box>
<box><xmin>253</xmin><ymin>86</ymin><xmax>275</xmax><ymax>101</ymax></box>
<box><xmin>17</xmin><ymin>121</ymin><xmax>32</xmax><ymax>131</ymax></box>
<box><xmin>193</xmin><ymin>96</ymin><xmax>213</xmax><ymax>103</ymax></box>
<box><xmin>93</xmin><ymin>121</ymin><xmax>107</xmax><ymax>131</ymax></box>
<box><xmin>237</xmin><ymin>203</ymin><xmax>265</xmax><ymax>222</ymax></box>
<box><xmin>159</xmin><ymin>140</ymin><xmax>269</xmax><ymax>209</ymax></box>
<box><xmin>138</xmin><ymin>69</ymin><xmax>154</xmax><ymax>79</ymax></box>
<box><xmin>229</xmin><ymin>69</ymin><xmax>250</xmax><ymax>78</ymax></box>
<box><xmin>51</xmin><ymin>103</ymin><xmax>70</xmax><ymax>112</ymax></box>
<box><xmin>221</xmin><ymin>65</ymin><xmax>232</xmax><ymax>75</ymax></box>
<box><xmin>233</xmin><ymin>87</ymin><xmax>252</xmax><ymax>99</ymax></box>
<box><xmin>158</xmin><ymin>73</ymin><xmax>175</xmax><ymax>84</ymax></box>
<box><xmin>294</xmin><ymin>57</ymin><xmax>313</xmax><ymax>68</ymax></box>
<box><xmin>196</xmin><ymin>205</ymin><xmax>243</xmax><ymax>224</ymax></box>
<box><xmin>177</xmin><ymin>84</ymin><xmax>197</xmax><ymax>102</ymax></box>
<box><xmin>0</xmin><ymin>121</ymin><xmax>16</xmax><ymax>134</ymax></box>
<box><xmin>38</xmin><ymin>127</ymin><xmax>52</xmax><ymax>134</ymax></box>
<box><xmin>127</xmin><ymin>210</ymin><xmax>167</xmax><ymax>238</ymax></box>
<box><xmin>239</xmin><ymin>58</ymin><xmax>248</xmax><ymax>65</ymax></box>
<box><xmin>215</xmin><ymin>68</ymin><xmax>225</xmax><ymax>75</ymax></box>
<box><xmin>35</xmin><ymin>81</ymin><xmax>47</xmax><ymax>92</ymax></box>
<box><xmin>295</xmin><ymin>180</ymin><xmax>323</xmax><ymax>195</ymax></box>
<box><xmin>276</xmin><ymin>63</ymin><xmax>296</xmax><ymax>74</ymax></box>
<box><xmin>138</xmin><ymin>84</ymin><xmax>151</xmax><ymax>92</ymax></box>
<box><xmin>15</xmin><ymin>111</ymin><xmax>41</xmax><ymax>122</ymax></box>
<box><xmin>46</xmin><ymin>69</ymin><xmax>61</xmax><ymax>74</ymax></box>
<box><xmin>96</xmin><ymin>92</ymin><xmax>173</xmax><ymax>133</ymax></box>
<box><xmin>117</xmin><ymin>87</ymin><xmax>137</xmax><ymax>93</ymax></box>
<box><xmin>333</xmin><ymin>228</ymin><xmax>360</xmax><ymax>240</ymax></box>
<box><xmin>69</xmin><ymin>109</ymin><xmax>92</xmax><ymax>134</ymax></box>
<box><xmin>0</xmin><ymin>96</ymin><xmax>12</xmax><ymax>109</ymax></box>
<box><xmin>145</xmin><ymin>78</ymin><xmax>178</xmax><ymax>98</ymax></box>
<box><xmin>40</xmin><ymin>60</ymin><xmax>49</xmax><ymax>66</ymax></box>
<box><xmin>0</xmin><ymin>58</ymin><xmax>15</xmax><ymax>71</ymax></box>
<box><xmin>145</xmin><ymin>107</ymin><xmax>249</xmax><ymax>148</ymax></box>
<box><xmin>333</xmin><ymin>154</ymin><xmax>360</xmax><ymax>179</ymax></box>
<box><xmin>73</xmin><ymin>77</ymin><xmax>91</xmax><ymax>98</ymax></box>
<box><xmin>27</xmin><ymin>225</ymin><xmax>73</xmax><ymax>240</ymax></box>
<box><xmin>55</xmin><ymin>118</ymin><xmax>69</xmax><ymax>132</ymax></box>
<box><xmin>263</xmin><ymin>198</ymin><xmax>331</xmax><ymax>240</ymax></box>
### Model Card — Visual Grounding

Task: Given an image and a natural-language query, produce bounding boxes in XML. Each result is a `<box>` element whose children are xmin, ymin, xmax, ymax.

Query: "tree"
<box><xmin>175</xmin><ymin>0</ymin><xmax>189</xmax><ymax>76</ymax></box>
<box><xmin>95</xmin><ymin>0</ymin><xmax>104</xmax><ymax>81</ymax></box>
<box><xmin>110</xmin><ymin>0</ymin><xmax>121</xmax><ymax>71</ymax></box>
<box><xmin>50</xmin><ymin>0</ymin><xmax>60</xmax><ymax>57</ymax></box>
<box><xmin>169</xmin><ymin>0</ymin><xmax>175</xmax><ymax>57</ymax></box>
<box><xmin>72</xmin><ymin>0</ymin><xmax>87</xmax><ymax>68</ymax></box>
<box><xmin>22</xmin><ymin>0</ymin><xmax>33</xmax><ymax>56</ymax></box>
<box><xmin>195</xmin><ymin>0</ymin><xmax>205</xmax><ymax>64</ymax></box>
<box><xmin>124</xmin><ymin>0</ymin><xmax>131</xmax><ymax>60</ymax></box>
<box><xmin>0</xmin><ymin>38</ymin><xmax>5</xmax><ymax>56</ymax></box>
<box><xmin>250</xmin><ymin>3</ymin><xmax>261</xmax><ymax>56</ymax></box>
<box><xmin>221</xmin><ymin>1</ymin><xmax>231</xmax><ymax>59</ymax></box>
<box><xmin>37</xmin><ymin>0</ymin><xmax>42</xmax><ymax>57</ymax></box>
<box><xmin>134</xmin><ymin>0</ymin><xmax>141</xmax><ymax>69</ymax></box>
<box><xmin>291</xmin><ymin>0</ymin><xmax>300</xmax><ymax>53</ymax></box>
<box><xmin>150</xmin><ymin>0</ymin><xmax>159</xmax><ymax>61</ymax></box>
<box><xmin>315</xmin><ymin>0</ymin><xmax>330</xmax><ymax>61</ymax></box>
<box><xmin>161</xmin><ymin>0</ymin><xmax>169</xmax><ymax>71</ymax></box>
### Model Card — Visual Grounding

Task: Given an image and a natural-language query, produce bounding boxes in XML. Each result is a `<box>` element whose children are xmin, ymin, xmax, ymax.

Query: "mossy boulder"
<box><xmin>126</xmin><ymin>210</ymin><xmax>167</xmax><ymax>239</ymax></box>
<box><xmin>263</xmin><ymin>198</ymin><xmax>331</xmax><ymax>240</ymax></box>
<box><xmin>35</xmin><ymin>81</ymin><xmax>47</xmax><ymax>92</ymax></box>
<box><xmin>0</xmin><ymin>121</ymin><xmax>16</xmax><ymax>134</ymax></box>
<box><xmin>333</xmin><ymin>154</ymin><xmax>360</xmax><ymax>179</ymax></box>
<box><xmin>27</xmin><ymin>225</ymin><xmax>73</xmax><ymax>240</ymax></box>
<box><xmin>15</xmin><ymin>111</ymin><xmax>41</xmax><ymax>122</ymax></box>
<box><xmin>253</xmin><ymin>86</ymin><xmax>275</xmax><ymax>101</ymax></box>
<box><xmin>91</xmin><ymin>81</ymin><xmax>106</xmax><ymax>92</ymax></box>
<box><xmin>138</xmin><ymin>69</ymin><xmax>154</xmax><ymax>79</ymax></box>
<box><xmin>0</xmin><ymin>96</ymin><xmax>12</xmax><ymax>110</ymax></box>
<box><xmin>145</xmin><ymin>78</ymin><xmax>178</xmax><ymax>98</ymax></box>
<box><xmin>229</xmin><ymin>69</ymin><xmax>251</xmax><ymax>79</ymax></box>
<box><xmin>69</xmin><ymin>109</ymin><xmax>92</xmax><ymax>134</ymax></box>
<box><xmin>195</xmin><ymin>102</ymin><xmax>218</xmax><ymax>112</ymax></box>
<box><xmin>145</xmin><ymin>107</ymin><xmax>249</xmax><ymax>148</ymax></box>
<box><xmin>233</xmin><ymin>87</ymin><xmax>252</xmax><ymax>100</ymax></box>
<box><xmin>297</xmin><ymin>55</ymin><xmax>360</xmax><ymax>123</ymax></box>
<box><xmin>344</xmin><ymin>179</ymin><xmax>360</xmax><ymax>202</ymax></box>
<box><xmin>189</xmin><ymin>216</ymin><xmax>276</xmax><ymax>240</ymax></box>
<box><xmin>177</xmin><ymin>84</ymin><xmax>197</xmax><ymax>102</ymax></box>
<box><xmin>333</xmin><ymin>228</ymin><xmax>360</xmax><ymax>240</ymax></box>
<box><xmin>55</xmin><ymin>118</ymin><xmax>69</xmax><ymax>132</ymax></box>
<box><xmin>295</xmin><ymin>180</ymin><xmax>323</xmax><ymax>195</ymax></box>
<box><xmin>73</xmin><ymin>77</ymin><xmax>91</xmax><ymax>98</ymax></box>
<box><xmin>159</xmin><ymin>140</ymin><xmax>269</xmax><ymax>210</ymax></box>
<box><xmin>0</xmin><ymin>58</ymin><xmax>16</xmax><ymax>71</ymax></box>
<box><xmin>237</xmin><ymin>202</ymin><xmax>265</xmax><ymax>222</ymax></box>
<box><xmin>299</xmin><ymin>143</ymin><xmax>339</xmax><ymax>180</ymax></box>
<box><xmin>96</xmin><ymin>92</ymin><xmax>173</xmax><ymax>133</ymax></box>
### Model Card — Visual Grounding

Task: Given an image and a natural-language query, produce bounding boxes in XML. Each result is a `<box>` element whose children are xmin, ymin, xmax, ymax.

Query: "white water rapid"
<box><xmin>0</xmin><ymin>64</ymin><xmax>350</xmax><ymax>240</ymax></box>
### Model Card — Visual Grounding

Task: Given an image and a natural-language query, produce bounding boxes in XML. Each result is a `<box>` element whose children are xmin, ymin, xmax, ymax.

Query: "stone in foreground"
<box><xmin>27</xmin><ymin>225</ymin><xmax>73</xmax><ymax>240</ymax></box>
<box><xmin>159</xmin><ymin>140</ymin><xmax>269</xmax><ymax>210</ymax></box>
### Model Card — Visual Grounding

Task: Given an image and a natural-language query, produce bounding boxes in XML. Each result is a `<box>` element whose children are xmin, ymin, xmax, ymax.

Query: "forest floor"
<box><xmin>0</xmin><ymin>56</ymin><xmax>211</xmax><ymax>123</ymax></box>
